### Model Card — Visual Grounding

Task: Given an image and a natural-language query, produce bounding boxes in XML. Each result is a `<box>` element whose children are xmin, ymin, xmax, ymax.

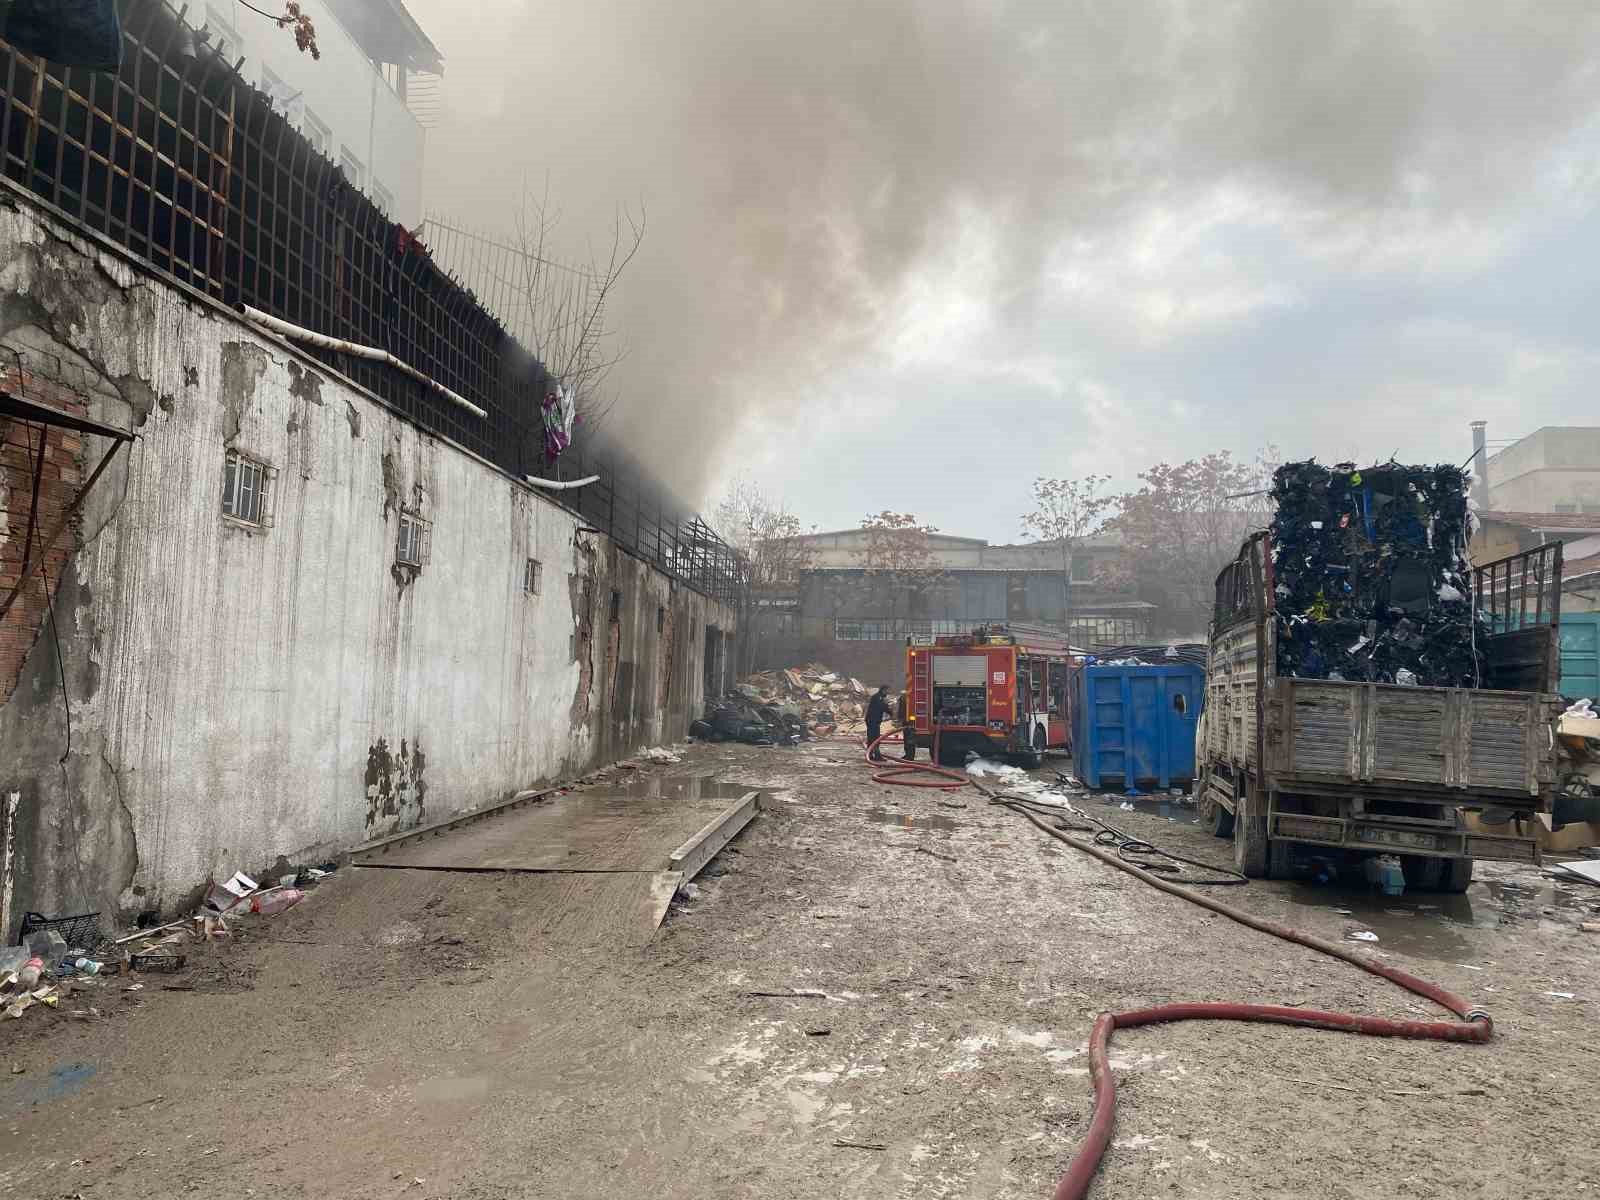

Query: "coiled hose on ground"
<box><xmin>855</xmin><ymin>732</ymin><xmax>1495</xmax><ymax>1200</ymax></box>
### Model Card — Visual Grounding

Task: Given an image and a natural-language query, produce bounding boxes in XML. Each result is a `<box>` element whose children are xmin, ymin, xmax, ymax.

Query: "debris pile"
<box><xmin>1270</xmin><ymin>461</ymin><xmax>1483</xmax><ymax>687</ymax></box>
<box><xmin>691</xmin><ymin>665</ymin><xmax>872</xmax><ymax>744</ymax></box>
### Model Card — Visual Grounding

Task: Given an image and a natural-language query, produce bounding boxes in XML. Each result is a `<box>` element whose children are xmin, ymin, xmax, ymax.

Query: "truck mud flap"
<box><xmin>1270</xmin><ymin>812</ymin><xmax>1539</xmax><ymax>864</ymax></box>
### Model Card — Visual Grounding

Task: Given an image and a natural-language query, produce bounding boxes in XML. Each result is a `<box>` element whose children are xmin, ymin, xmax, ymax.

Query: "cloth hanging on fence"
<box><xmin>1270</xmin><ymin>460</ymin><xmax>1482</xmax><ymax>688</ymax></box>
<box><xmin>541</xmin><ymin>381</ymin><xmax>575</xmax><ymax>462</ymax></box>
<box><xmin>4</xmin><ymin>0</ymin><xmax>123</xmax><ymax>71</ymax></box>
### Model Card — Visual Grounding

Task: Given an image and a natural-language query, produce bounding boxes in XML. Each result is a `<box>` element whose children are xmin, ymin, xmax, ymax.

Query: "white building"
<box><xmin>190</xmin><ymin>0</ymin><xmax>442</xmax><ymax>224</ymax></box>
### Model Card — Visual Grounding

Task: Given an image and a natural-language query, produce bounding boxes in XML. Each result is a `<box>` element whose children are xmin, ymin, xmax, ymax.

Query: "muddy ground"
<box><xmin>1</xmin><ymin>741</ymin><xmax>1597</xmax><ymax>1199</ymax></box>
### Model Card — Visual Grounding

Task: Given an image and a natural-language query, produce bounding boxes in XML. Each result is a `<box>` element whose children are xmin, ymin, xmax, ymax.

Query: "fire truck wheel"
<box><xmin>1232</xmin><ymin>779</ymin><xmax>1268</xmax><ymax>878</ymax></box>
<box><xmin>1024</xmin><ymin>727</ymin><xmax>1045</xmax><ymax>769</ymax></box>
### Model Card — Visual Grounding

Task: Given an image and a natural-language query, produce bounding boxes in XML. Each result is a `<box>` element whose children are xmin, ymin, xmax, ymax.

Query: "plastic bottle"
<box><xmin>250</xmin><ymin>888</ymin><xmax>304</xmax><ymax>915</ymax></box>
<box><xmin>16</xmin><ymin>957</ymin><xmax>44</xmax><ymax>989</ymax></box>
<box><xmin>73</xmin><ymin>958</ymin><xmax>104</xmax><ymax>976</ymax></box>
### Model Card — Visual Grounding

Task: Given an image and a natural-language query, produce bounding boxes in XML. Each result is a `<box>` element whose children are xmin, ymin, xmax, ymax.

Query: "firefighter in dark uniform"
<box><xmin>865</xmin><ymin>684</ymin><xmax>890</xmax><ymax>761</ymax></box>
<box><xmin>896</xmin><ymin>690</ymin><xmax>916</xmax><ymax>760</ymax></box>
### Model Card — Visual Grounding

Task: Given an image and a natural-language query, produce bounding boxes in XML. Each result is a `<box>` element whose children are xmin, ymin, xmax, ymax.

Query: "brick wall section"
<box><xmin>0</xmin><ymin>369</ymin><xmax>89</xmax><ymax>705</ymax></box>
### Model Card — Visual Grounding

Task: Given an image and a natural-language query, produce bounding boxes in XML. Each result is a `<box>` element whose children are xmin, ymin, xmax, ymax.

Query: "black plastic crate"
<box><xmin>19</xmin><ymin>910</ymin><xmax>102</xmax><ymax>948</ymax></box>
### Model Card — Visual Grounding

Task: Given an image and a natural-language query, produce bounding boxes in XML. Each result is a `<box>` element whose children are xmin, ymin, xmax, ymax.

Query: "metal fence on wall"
<box><xmin>0</xmin><ymin>0</ymin><xmax>743</xmax><ymax>605</ymax></box>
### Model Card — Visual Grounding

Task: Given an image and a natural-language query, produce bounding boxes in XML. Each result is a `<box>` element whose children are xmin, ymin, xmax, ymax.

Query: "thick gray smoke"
<box><xmin>409</xmin><ymin>0</ymin><xmax>1600</xmax><ymax>504</ymax></box>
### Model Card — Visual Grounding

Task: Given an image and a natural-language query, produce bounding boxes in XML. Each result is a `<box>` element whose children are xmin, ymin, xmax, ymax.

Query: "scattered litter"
<box><xmin>641</xmin><ymin>746</ymin><xmax>683</xmax><ymax>764</ymax></box>
<box><xmin>1118</xmin><ymin>802</ymin><xmax>1135</xmax><ymax>811</ymax></box>
<box><xmin>676</xmin><ymin>883</ymin><xmax>701</xmax><ymax>902</ymax></box>
<box><xmin>1546</xmin><ymin>860</ymin><xmax>1600</xmax><ymax>887</ymax></box>
<box><xmin>805</xmin><ymin>1027</ymin><xmax>832</xmax><ymax>1037</ymax></box>
<box><xmin>1543</xmin><ymin>991</ymin><xmax>1578</xmax><ymax>1000</ymax></box>
<box><xmin>1347</xmin><ymin>930</ymin><xmax>1380</xmax><ymax>942</ymax></box>
<box><xmin>1332</xmin><ymin>908</ymin><xmax>1353</xmax><ymax>915</ymax></box>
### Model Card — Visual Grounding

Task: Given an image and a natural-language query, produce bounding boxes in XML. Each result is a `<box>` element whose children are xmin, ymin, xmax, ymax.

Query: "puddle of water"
<box><xmin>611</xmin><ymin>774</ymin><xmax>753</xmax><ymax>801</ymax></box>
<box><xmin>865</xmin><ymin>809</ymin><xmax>959</xmax><ymax>832</ymax></box>
<box><xmin>1</xmin><ymin>1062</ymin><xmax>97</xmax><ymax>1114</ymax></box>
<box><xmin>1276</xmin><ymin>874</ymin><xmax>1588</xmax><ymax>964</ymax></box>
<box><xmin>1098</xmin><ymin>796</ymin><xmax>1197</xmax><ymax>825</ymax></box>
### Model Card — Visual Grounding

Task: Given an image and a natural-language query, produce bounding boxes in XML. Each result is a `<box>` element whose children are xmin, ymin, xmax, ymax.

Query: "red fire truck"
<box><xmin>905</xmin><ymin>625</ymin><xmax>1077</xmax><ymax>767</ymax></box>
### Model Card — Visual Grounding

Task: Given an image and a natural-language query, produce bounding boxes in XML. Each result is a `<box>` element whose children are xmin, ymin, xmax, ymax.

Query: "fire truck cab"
<box><xmin>906</xmin><ymin>625</ymin><xmax>1075</xmax><ymax>768</ymax></box>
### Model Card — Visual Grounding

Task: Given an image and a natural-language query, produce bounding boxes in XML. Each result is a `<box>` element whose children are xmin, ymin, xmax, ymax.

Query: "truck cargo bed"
<box><xmin>1269</xmin><ymin>678</ymin><xmax>1560</xmax><ymax>802</ymax></box>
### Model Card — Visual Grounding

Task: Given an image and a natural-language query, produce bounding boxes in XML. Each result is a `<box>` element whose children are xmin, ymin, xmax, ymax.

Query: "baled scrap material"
<box><xmin>1269</xmin><ymin>461</ymin><xmax>1483</xmax><ymax>687</ymax></box>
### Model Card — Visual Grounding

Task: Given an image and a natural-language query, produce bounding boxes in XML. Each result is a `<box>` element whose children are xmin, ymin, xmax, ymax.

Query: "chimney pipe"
<box><xmin>1470</xmin><ymin>421</ymin><xmax>1489</xmax><ymax>509</ymax></box>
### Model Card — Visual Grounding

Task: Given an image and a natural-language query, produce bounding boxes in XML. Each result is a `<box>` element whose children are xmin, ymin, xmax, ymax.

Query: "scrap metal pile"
<box><xmin>1271</xmin><ymin>460</ymin><xmax>1483</xmax><ymax>687</ymax></box>
<box><xmin>691</xmin><ymin>665</ymin><xmax>871</xmax><ymax>745</ymax></box>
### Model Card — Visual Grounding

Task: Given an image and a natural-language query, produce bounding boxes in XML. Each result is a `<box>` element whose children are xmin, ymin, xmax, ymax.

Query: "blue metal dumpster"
<box><xmin>1069</xmin><ymin>663</ymin><xmax>1204</xmax><ymax>790</ymax></box>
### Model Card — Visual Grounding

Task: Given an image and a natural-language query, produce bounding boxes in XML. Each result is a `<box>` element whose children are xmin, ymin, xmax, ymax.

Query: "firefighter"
<box><xmin>865</xmin><ymin>684</ymin><xmax>891</xmax><ymax>761</ymax></box>
<box><xmin>896</xmin><ymin>690</ymin><xmax>916</xmax><ymax>761</ymax></box>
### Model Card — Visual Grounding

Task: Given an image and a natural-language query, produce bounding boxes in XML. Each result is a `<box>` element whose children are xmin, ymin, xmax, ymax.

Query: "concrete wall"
<box><xmin>0</xmin><ymin>193</ymin><xmax>731</xmax><ymax>929</ymax></box>
<box><xmin>1487</xmin><ymin>428</ymin><xmax>1600</xmax><ymax>514</ymax></box>
<box><xmin>195</xmin><ymin>1</ymin><xmax>426</xmax><ymax>223</ymax></box>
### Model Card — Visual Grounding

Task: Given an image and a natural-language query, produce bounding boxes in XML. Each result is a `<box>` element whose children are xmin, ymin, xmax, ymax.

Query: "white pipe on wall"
<box><xmin>237</xmin><ymin>304</ymin><xmax>488</xmax><ymax>420</ymax></box>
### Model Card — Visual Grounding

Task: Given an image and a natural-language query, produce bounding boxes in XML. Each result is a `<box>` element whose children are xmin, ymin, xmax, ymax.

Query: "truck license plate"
<box><xmin>1354</xmin><ymin>828</ymin><xmax>1444</xmax><ymax>851</ymax></box>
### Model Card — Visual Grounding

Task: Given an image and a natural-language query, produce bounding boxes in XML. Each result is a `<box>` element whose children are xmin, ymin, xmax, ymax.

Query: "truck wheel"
<box><xmin>1201</xmin><ymin>790</ymin><xmax>1235</xmax><ymax>839</ymax></box>
<box><xmin>1267</xmin><ymin>837</ymin><xmax>1296</xmax><ymax>880</ymax></box>
<box><xmin>936</xmin><ymin>743</ymin><xmax>966</xmax><ymax>769</ymax></box>
<box><xmin>1401</xmin><ymin>855</ymin><xmax>1443</xmax><ymax>891</ymax></box>
<box><xmin>1439</xmin><ymin>857</ymin><xmax>1474</xmax><ymax>894</ymax></box>
<box><xmin>1232</xmin><ymin>780</ymin><xmax>1268</xmax><ymax>878</ymax></box>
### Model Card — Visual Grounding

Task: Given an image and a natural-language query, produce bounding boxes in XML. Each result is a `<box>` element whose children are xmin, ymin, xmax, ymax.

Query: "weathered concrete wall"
<box><xmin>0</xmin><ymin>192</ymin><xmax>732</xmax><ymax>928</ymax></box>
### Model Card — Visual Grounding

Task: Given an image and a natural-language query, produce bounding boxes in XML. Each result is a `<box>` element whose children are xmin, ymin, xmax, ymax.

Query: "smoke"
<box><xmin>409</xmin><ymin>0</ymin><xmax>1600</xmax><ymax>505</ymax></box>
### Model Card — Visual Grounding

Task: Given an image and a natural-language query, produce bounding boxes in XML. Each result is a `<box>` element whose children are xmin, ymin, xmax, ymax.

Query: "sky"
<box><xmin>405</xmin><ymin>0</ymin><xmax>1600</xmax><ymax>542</ymax></box>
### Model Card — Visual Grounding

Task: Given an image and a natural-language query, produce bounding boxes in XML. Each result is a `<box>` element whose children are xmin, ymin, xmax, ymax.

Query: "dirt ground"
<box><xmin>1</xmin><ymin>741</ymin><xmax>1598</xmax><ymax>1199</ymax></box>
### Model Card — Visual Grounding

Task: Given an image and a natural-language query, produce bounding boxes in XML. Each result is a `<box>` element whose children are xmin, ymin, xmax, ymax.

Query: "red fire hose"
<box><xmin>856</xmin><ymin>735</ymin><xmax>1498</xmax><ymax>1199</ymax></box>
<box><xmin>986</xmin><ymin>798</ymin><xmax>1493</xmax><ymax>1200</ymax></box>
<box><xmin>861</xmin><ymin>727</ymin><xmax>970</xmax><ymax>788</ymax></box>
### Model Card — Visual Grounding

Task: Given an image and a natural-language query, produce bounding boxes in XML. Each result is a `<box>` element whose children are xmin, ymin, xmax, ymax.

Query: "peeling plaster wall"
<box><xmin>0</xmin><ymin>194</ymin><xmax>732</xmax><ymax>926</ymax></box>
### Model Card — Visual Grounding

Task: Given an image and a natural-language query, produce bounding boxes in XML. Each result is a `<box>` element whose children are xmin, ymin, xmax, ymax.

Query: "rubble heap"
<box><xmin>1270</xmin><ymin>460</ymin><xmax>1483</xmax><ymax>688</ymax></box>
<box><xmin>692</xmin><ymin>664</ymin><xmax>873</xmax><ymax>744</ymax></box>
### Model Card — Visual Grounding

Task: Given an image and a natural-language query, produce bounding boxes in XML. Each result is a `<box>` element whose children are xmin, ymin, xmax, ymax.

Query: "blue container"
<box><xmin>1069</xmin><ymin>663</ymin><xmax>1204</xmax><ymax>790</ymax></box>
<box><xmin>1559</xmin><ymin>611</ymin><xmax>1599</xmax><ymax>701</ymax></box>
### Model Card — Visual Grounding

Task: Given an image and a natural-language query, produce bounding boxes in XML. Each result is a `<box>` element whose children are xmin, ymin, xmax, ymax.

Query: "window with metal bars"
<box><xmin>397</xmin><ymin>512</ymin><xmax>431</xmax><ymax>568</ymax></box>
<box><xmin>525</xmin><ymin>557</ymin><xmax>542</xmax><ymax>595</ymax></box>
<box><xmin>221</xmin><ymin>450</ymin><xmax>274</xmax><ymax>527</ymax></box>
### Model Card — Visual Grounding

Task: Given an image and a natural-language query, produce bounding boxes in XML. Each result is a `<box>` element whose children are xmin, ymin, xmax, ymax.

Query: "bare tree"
<box><xmin>855</xmin><ymin>511</ymin><xmax>948</xmax><ymax>637</ymax></box>
<box><xmin>1105</xmin><ymin>447</ymin><xmax>1280</xmax><ymax>634</ymax></box>
<box><xmin>714</xmin><ymin>475</ymin><xmax>816</xmax><ymax>673</ymax></box>
<box><xmin>1020</xmin><ymin>475</ymin><xmax>1116</xmax><ymax>644</ymax></box>
<box><xmin>509</xmin><ymin>180</ymin><xmax>646</xmax><ymax>432</ymax></box>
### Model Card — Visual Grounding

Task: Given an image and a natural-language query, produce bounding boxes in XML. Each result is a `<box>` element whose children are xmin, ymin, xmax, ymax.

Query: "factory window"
<box><xmin>373</xmin><ymin>182</ymin><xmax>395</xmax><ymax>215</ymax></box>
<box><xmin>221</xmin><ymin>451</ymin><xmax>274</xmax><ymax>527</ymax></box>
<box><xmin>656</xmin><ymin>605</ymin><xmax>666</xmax><ymax>632</ymax></box>
<box><xmin>609</xmin><ymin>589</ymin><xmax>622</xmax><ymax>623</ymax></box>
<box><xmin>339</xmin><ymin>146</ymin><xmax>366</xmax><ymax>192</ymax></box>
<box><xmin>303</xmin><ymin>110</ymin><xmax>331</xmax><ymax>158</ymax></box>
<box><xmin>1553</xmin><ymin>503</ymin><xmax>1579</xmax><ymax>514</ymax></box>
<box><xmin>396</xmin><ymin>512</ymin><xmax>430</xmax><ymax>568</ymax></box>
<box><xmin>525</xmin><ymin>558</ymin><xmax>542</xmax><ymax>595</ymax></box>
<box><xmin>203</xmin><ymin>5</ymin><xmax>239</xmax><ymax>62</ymax></box>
